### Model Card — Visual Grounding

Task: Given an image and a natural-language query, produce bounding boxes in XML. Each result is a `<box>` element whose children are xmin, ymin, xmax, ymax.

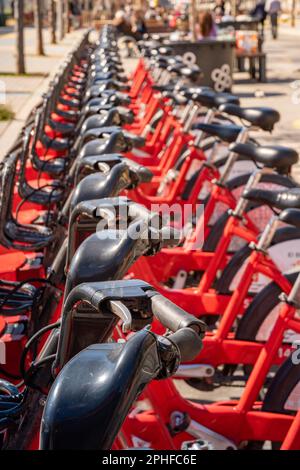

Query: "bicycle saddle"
<box><xmin>243</xmin><ymin>188</ymin><xmax>300</xmax><ymax>211</ymax></box>
<box><xmin>230</xmin><ymin>143</ymin><xmax>298</xmax><ymax>173</ymax></box>
<box><xmin>189</xmin><ymin>90</ymin><xmax>240</xmax><ymax>109</ymax></box>
<box><xmin>279</xmin><ymin>208</ymin><xmax>300</xmax><ymax>229</ymax></box>
<box><xmin>219</xmin><ymin>104</ymin><xmax>280</xmax><ymax>131</ymax></box>
<box><xmin>70</xmin><ymin>162</ymin><xmax>131</xmax><ymax>210</ymax></box>
<box><xmin>192</xmin><ymin>123</ymin><xmax>242</xmax><ymax>143</ymax></box>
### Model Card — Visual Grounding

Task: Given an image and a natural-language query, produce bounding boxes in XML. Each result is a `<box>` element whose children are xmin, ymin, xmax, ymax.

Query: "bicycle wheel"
<box><xmin>242</xmin><ymin>358</ymin><xmax>300</xmax><ymax>450</ymax></box>
<box><xmin>203</xmin><ymin>172</ymin><xmax>297</xmax><ymax>253</ymax></box>
<box><xmin>263</xmin><ymin>357</ymin><xmax>300</xmax><ymax>415</ymax></box>
<box><xmin>216</xmin><ymin>229</ymin><xmax>300</xmax><ymax>295</ymax></box>
<box><xmin>235</xmin><ymin>271</ymin><xmax>300</xmax><ymax>343</ymax></box>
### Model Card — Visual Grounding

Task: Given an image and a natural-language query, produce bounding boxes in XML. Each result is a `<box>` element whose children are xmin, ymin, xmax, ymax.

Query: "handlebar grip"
<box><xmin>123</xmin><ymin>158</ymin><xmax>153</xmax><ymax>183</ymax></box>
<box><xmin>150</xmin><ymin>293</ymin><xmax>206</xmax><ymax>335</ymax></box>
<box><xmin>168</xmin><ymin>328</ymin><xmax>203</xmax><ymax>362</ymax></box>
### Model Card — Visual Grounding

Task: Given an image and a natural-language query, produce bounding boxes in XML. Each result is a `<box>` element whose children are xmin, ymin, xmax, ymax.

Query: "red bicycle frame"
<box><xmin>115</xmin><ymin>299</ymin><xmax>300</xmax><ymax>449</ymax></box>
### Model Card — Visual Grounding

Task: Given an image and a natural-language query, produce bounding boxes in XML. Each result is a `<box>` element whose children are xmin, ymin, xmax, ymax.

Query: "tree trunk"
<box><xmin>64</xmin><ymin>0</ymin><xmax>70</xmax><ymax>34</ymax></box>
<box><xmin>291</xmin><ymin>0</ymin><xmax>296</xmax><ymax>27</ymax></box>
<box><xmin>34</xmin><ymin>0</ymin><xmax>45</xmax><ymax>56</ymax></box>
<box><xmin>189</xmin><ymin>0</ymin><xmax>197</xmax><ymax>41</ymax></box>
<box><xmin>50</xmin><ymin>0</ymin><xmax>56</xmax><ymax>44</ymax></box>
<box><xmin>57</xmin><ymin>0</ymin><xmax>64</xmax><ymax>40</ymax></box>
<box><xmin>15</xmin><ymin>0</ymin><xmax>26</xmax><ymax>74</ymax></box>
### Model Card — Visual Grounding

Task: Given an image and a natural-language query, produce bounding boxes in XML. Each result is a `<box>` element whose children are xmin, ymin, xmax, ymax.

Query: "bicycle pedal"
<box><xmin>181</xmin><ymin>439</ymin><xmax>213</xmax><ymax>450</ymax></box>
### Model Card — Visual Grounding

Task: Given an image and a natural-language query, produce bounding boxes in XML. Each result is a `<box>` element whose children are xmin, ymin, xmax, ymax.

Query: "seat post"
<box><xmin>180</xmin><ymin>100</ymin><xmax>195</xmax><ymax>124</ymax></box>
<box><xmin>218</xmin><ymin>127</ymin><xmax>249</xmax><ymax>185</ymax></box>
<box><xmin>183</xmin><ymin>103</ymin><xmax>200</xmax><ymax>133</ymax></box>
<box><xmin>194</xmin><ymin>108</ymin><xmax>216</xmax><ymax>147</ymax></box>
<box><xmin>287</xmin><ymin>271</ymin><xmax>300</xmax><ymax>307</ymax></box>
<box><xmin>253</xmin><ymin>214</ymin><xmax>279</xmax><ymax>252</ymax></box>
<box><xmin>232</xmin><ymin>167</ymin><xmax>274</xmax><ymax>218</ymax></box>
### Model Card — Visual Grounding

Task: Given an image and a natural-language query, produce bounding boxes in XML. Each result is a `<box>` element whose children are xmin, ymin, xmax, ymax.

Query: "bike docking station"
<box><xmin>0</xmin><ymin>20</ymin><xmax>299</xmax><ymax>465</ymax></box>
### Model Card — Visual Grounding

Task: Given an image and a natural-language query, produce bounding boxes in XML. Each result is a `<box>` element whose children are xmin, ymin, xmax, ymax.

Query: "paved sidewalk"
<box><xmin>0</xmin><ymin>27</ymin><xmax>88</xmax><ymax>159</ymax></box>
<box><xmin>233</xmin><ymin>25</ymin><xmax>300</xmax><ymax>181</ymax></box>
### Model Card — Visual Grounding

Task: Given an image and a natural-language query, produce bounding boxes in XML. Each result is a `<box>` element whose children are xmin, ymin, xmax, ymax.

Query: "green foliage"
<box><xmin>0</xmin><ymin>105</ymin><xmax>14</xmax><ymax>121</ymax></box>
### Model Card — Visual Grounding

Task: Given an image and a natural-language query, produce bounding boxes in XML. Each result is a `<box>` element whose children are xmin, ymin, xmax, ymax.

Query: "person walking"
<box><xmin>195</xmin><ymin>10</ymin><xmax>217</xmax><ymax>40</ymax></box>
<box><xmin>251</xmin><ymin>0</ymin><xmax>267</xmax><ymax>36</ymax></box>
<box><xmin>265</xmin><ymin>0</ymin><xmax>281</xmax><ymax>39</ymax></box>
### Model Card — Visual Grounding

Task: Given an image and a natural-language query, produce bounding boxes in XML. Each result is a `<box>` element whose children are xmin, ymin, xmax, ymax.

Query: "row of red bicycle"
<box><xmin>0</xmin><ymin>25</ymin><xmax>300</xmax><ymax>450</ymax></box>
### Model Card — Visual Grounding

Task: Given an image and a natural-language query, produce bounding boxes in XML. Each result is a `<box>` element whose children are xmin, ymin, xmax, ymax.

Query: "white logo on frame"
<box><xmin>211</xmin><ymin>64</ymin><xmax>232</xmax><ymax>92</ymax></box>
<box><xmin>0</xmin><ymin>80</ymin><xmax>6</xmax><ymax>104</ymax></box>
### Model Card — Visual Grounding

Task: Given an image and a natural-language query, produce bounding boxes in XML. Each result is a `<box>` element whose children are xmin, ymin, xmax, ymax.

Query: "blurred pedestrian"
<box><xmin>265</xmin><ymin>0</ymin><xmax>281</xmax><ymax>38</ymax></box>
<box><xmin>251</xmin><ymin>0</ymin><xmax>267</xmax><ymax>36</ymax></box>
<box><xmin>131</xmin><ymin>9</ymin><xmax>147</xmax><ymax>40</ymax></box>
<box><xmin>113</xmin><ymin>5</ymin><xmax>132</xmax><ymax>36</ymax></box>
<box><xmin>213</xmin><ymin>0</ymin><xmax>225</xmax><ymax>20</ymax></box>
<box><xmin>195</xmin><ymin>10</ymin><xmax>217</xmax><ymax>39</ymax></box>
<box><xmin>69</xmin><ymin>1</ymin><xmax>81</xmax><ymax>29</ymax></box>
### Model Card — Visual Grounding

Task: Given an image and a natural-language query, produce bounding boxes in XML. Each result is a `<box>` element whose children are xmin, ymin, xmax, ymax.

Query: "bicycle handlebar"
<box><xmin>150</xmin><ymin>292</ymin><xmax>206</xmax><ymax>336</ymax></box>
<box><xmin>168</xmin><ymin>327</ymin><xmax>204</xmax><ymax>362</ymax></box>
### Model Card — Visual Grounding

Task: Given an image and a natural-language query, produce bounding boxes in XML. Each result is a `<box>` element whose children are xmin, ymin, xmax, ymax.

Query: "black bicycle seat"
<box><xmin>279</xmin><ymin>208</ymin><xmax>300</xmax><ymax>229</ymax></box>
<box><xmin>192</xmin><ymin>123</ymin><xmax>242</xmax><ymax>143</ymax></box>
<box><xmin>219</xmin><ymin>104</ymin><xmax>280</xmax><ymax>131</ymax></box>
<box><xmin>243</xmin><ymin>188</ymin><xmax>300</xmax><ymax>210</ymax></box>
<box><xmin>230</xmin><ymin>143</ymin><xmax>298</xmax><ymax>173</ymax></box>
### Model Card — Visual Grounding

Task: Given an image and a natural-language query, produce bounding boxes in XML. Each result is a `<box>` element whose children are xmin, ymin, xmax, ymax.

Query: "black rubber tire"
<box><xmin>241</xmin><ymin>358</ymin><xmax>299</xmax><ymax>450</ymax></box>
<box><xmin>262</xmin><ymin>356</ymin><xmax>300</xmax><ymax>415</ymax></box>
<box><xmin>235</xmin><ymin>271</ymin><xmax>299</xmax><ymax>341</ymax></box>
<box><xmin>216</xmin><ymin>227</ymin><xmax>300</xmax><ymax>295</ymax></box>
